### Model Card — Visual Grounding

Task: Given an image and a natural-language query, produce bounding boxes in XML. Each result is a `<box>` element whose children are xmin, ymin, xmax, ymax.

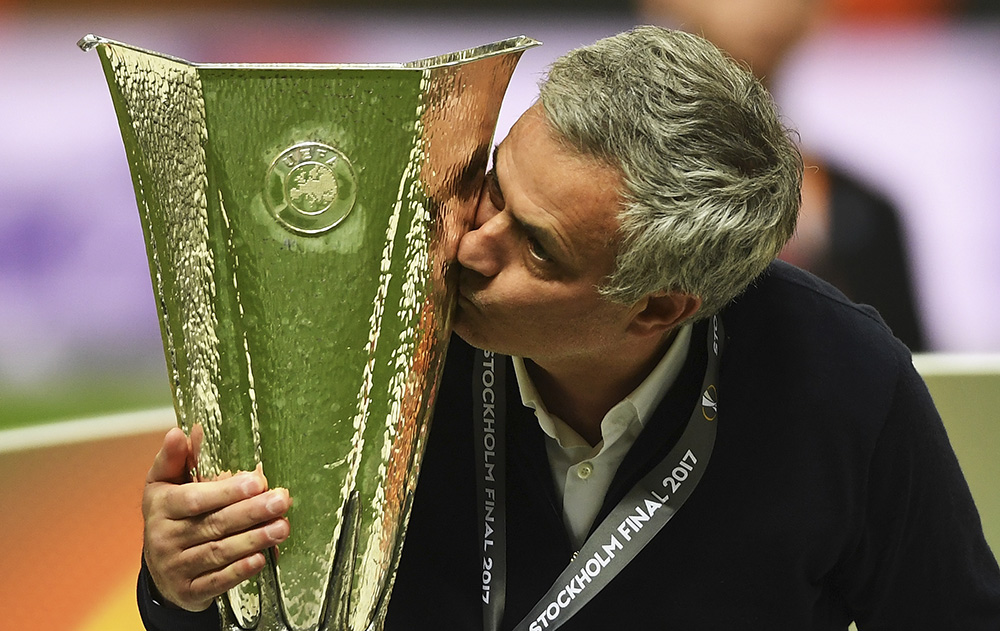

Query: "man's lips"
<box><xmin>457</xmin><ymin>286</ymin><xmax>479</xmax><ymax>310</ymax></box>
<box><xmin>457</xmin><ymin>271</ymin><xmax>484</xmax><ymax>310</ymax></box>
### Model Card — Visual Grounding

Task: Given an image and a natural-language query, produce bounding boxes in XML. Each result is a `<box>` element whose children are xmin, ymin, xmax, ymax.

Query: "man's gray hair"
<box><xmin>539</xmin><ymin>26</ymin><xmax>803</xmax><ymax>318</ymax></box>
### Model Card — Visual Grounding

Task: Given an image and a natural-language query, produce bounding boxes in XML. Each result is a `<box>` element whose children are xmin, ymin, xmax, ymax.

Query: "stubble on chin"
<box><xmin>450</xmin><ymin>301</ymin><xmax>478</xmax><ymax>342</ymax></box>
<box><xmin>451</xmin><ymin>301</ymin><xmax>504</xmax><ymax>354</ymax></box>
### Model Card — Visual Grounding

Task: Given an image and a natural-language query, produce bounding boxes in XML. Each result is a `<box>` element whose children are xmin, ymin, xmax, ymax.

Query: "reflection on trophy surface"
<box><xmin>80</xmin><ymin>33</ymin><xmax>538</xmax><ymax>631</ymax></box>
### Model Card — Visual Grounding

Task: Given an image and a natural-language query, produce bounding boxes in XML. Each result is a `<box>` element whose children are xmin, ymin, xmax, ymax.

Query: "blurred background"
<box><xmin>1</xmin><ymin>0</ymin><xmax>998</xmax><ymax>629</ymax></box>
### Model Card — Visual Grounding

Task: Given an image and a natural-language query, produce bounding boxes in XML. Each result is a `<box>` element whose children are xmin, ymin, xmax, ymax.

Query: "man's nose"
<box><xmin>456</xmin><ymin>191</ymin><xmax>507</xmax><ymax>278</ymax></box>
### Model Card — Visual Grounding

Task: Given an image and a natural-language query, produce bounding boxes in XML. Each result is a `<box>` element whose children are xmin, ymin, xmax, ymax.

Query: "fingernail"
<box><xmin>265</xmin><ymin>520</ymin><xmax>288</xmax><ymax>541</ymax></box>
<box><xmin>240</xmin><ymin>474</ymin><xmax>262</xmax><ymax>496</ymax></box>
<box><xmin>265</xmin><ymin>489</ymin><xmax>289</xmax><ymax>515</ymax></box>
<box><xmin>247</xmin><ymin>552</ymin><xmax>266</xmax><ymax>571</ymax></box>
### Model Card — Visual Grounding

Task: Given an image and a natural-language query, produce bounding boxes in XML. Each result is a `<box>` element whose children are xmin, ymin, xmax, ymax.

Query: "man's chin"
<box><xmin>451</xmin><ymin>309</ymin><xmax>480</xmax><ymax>347</ymax></box>
<box><xmin>452</xmin><ymin>309</ymin><xmax>500</xmax><ymax>353</ymax></box>
<box><xmin>453</xmin><ymin>327</ymin><xmax>482</xmax><ymax>349</ymax></box>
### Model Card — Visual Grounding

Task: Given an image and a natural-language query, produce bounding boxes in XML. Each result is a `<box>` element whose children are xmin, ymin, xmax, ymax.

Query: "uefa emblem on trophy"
<box><xmin>80</xmin><ymin>32</ymin><xmax>537</xmax><ymax>631</ymax></box>
<box><xmin>264</xmin><ymin>142</ymin><xmax>358</xmax><ymax>236</ymax></box>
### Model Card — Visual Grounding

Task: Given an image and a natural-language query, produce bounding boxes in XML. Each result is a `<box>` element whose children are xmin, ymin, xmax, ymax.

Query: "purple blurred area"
<box><xmin>0</xmin><ymin>9</ymin><xmax>998</xmax><ymax>389</ymax></box>
<box><xmin>774</xmin><ymin>19</ymin><xmax>1000</xmax><ymax>353</ymax></box>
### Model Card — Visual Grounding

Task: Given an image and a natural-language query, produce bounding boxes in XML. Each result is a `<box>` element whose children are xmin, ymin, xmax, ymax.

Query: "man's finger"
<box><xmin>147</xmin><ymin>427</ymin><xmax>193</xmax><ymax>485</ymax></box>
<box><xmin>179</xmin><ymin>517</ymin><xmax>290</xmax><ymax>579</ymax></box>
<box><xmin>173</xmin><ymin>488</ymin><xmax>292</xmax><ymax>548</ymax></box>
<box><xmin>155</xmin><ymin>518</ymin><xmax>289</xmax><ymax>610</ymax></box>
<box><xmin>156</xmin><ymin>468</ymin><xmax>272</xmax><ymax>520</ymax></box>
<box><xmin>181</xmin><ymin>551</ymin><xmax>270</xmax><ymax>610</ymax></box>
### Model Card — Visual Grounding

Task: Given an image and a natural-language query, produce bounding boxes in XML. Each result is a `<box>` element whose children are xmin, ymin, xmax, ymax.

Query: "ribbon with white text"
<box><xmin>474</xmin><ymin>349</ymin><xmax>507</xmax><ymax>631</ymax></box>
<box><xmin>475</xmin><ymin>315</ymin><xmax>723</xmax><ymax>631</ymax></box>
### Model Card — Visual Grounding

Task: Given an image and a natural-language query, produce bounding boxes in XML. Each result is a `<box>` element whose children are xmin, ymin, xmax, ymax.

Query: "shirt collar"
<box><xmin>512</xmin><ymin>323</ymin><xmax>693</xmax><ymax>447</ymax></box>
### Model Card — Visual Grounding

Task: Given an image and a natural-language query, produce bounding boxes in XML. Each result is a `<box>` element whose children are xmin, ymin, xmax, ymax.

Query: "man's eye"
<box><xmin>526</xmin><ymin>236</ymin><xmax>552</xmax><ymax>263</ymax></box>
<box><xmin>486</xmin><ymin>169</ymin><xmax>505</xmax><ymax>210</ymax></box>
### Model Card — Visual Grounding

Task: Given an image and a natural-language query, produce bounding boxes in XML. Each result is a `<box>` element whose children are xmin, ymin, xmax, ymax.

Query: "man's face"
<box><xmin>453</xmin><ymin>104</ymin><xmax>641</xmax><ymax>367</ymax></box>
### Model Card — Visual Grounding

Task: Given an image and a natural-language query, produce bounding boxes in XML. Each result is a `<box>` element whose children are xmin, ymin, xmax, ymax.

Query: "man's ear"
<box><xmin>628</xmin><ymin>291</ymin><xmax>702</xmax><ymax>337</ymax></box>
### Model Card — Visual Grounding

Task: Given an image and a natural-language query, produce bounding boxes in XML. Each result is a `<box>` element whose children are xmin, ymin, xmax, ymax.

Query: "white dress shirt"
<box><xmin>511</xmin><ymin>324</ymin><xmax>692</xmax><ymax>550</ymax></box>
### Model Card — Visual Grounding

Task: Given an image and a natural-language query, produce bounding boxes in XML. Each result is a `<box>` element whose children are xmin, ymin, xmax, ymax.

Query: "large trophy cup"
<box><xmin>80</xmin><ymin>33</ymin><xmax>537</xmax><ymax>631</ymax></box>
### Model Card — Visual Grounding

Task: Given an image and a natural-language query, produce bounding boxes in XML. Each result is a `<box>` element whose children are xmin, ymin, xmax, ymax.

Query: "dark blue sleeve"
<box><xmin>836</xmin><ymin>358</ymin><xmax>1000</xmax><ymax>628</ymax></box>
<box><xmin>137</xmin><ymin>556</ymin><xmax>220</xmax><ymax>631</ymax></box>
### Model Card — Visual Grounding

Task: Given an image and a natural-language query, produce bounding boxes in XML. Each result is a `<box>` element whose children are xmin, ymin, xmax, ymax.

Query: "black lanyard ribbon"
<box><xmin>474</xmin><ymin>315</ymin><xmax>723</xmax><ymax>631</ymax></box>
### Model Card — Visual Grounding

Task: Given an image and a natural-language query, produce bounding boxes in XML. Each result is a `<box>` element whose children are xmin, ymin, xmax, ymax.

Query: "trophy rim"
<box><xmin>78</xmin><ymin>33</ymin><xmax>541</xmax><ymax>71</ymax></box>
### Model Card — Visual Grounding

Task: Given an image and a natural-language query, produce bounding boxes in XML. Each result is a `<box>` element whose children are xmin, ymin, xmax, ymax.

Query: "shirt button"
<box><xmin>577</xmin><ymin>462</ymin><xmax>594</xmax><ymax>480</ymax></box>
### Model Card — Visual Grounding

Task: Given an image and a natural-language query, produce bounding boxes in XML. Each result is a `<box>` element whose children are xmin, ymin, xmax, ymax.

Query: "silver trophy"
<box><xmin>80</xmin><ymin>33</ymin><xmax>537</xmax><ymax>631</ymax></box>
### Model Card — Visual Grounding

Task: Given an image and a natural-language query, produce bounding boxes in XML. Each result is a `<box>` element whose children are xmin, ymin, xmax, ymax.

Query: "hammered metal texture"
<box><xmin>83</xmin><ymin>34</ymin><xmax>538</xmax><ymax>631</ymax></box>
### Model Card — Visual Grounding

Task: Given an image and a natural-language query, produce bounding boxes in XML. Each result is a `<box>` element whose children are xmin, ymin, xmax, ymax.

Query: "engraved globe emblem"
<box><xmin>266</xmin><ymin>142</ymin><xmax>357</xmax><ymax>235</ymax></box>
<box><xmin>288</xmin><ymin>162</ymin><xmax>339</xmax><ymax>214</ymax></box>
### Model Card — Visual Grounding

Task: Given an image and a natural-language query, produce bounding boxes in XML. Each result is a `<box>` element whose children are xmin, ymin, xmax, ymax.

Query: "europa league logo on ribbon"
<box><xmin>701</xmin><ymin>385</ymin><xmax>718</xmax><ymax>421</ymax></box>
<box><xmin>80</xmin><ymin>33</ymin><xmax>537</xmax><ymax>631</ymax></box>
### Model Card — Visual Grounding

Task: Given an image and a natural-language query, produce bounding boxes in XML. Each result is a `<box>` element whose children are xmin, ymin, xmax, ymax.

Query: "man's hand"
<box><xmin>141</xmin><ymin>427</ymin><xmax>291</xmax><ymax>612</ymax></box>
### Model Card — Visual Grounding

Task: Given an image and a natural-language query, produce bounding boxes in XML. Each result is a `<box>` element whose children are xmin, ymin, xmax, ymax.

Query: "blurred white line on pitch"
<box><xmin>0</xmin><ymin>407</ymin><xmax>176</xmax><ymax>453</ymax></box>
<box><xmin>913</xmin><ymin>353</ymin><xmax>1000</xmax><ymax>376</ymax></box>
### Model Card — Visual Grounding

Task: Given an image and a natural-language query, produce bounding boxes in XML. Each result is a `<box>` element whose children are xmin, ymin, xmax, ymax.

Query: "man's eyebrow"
<box><xmin>508</xmin><ymin>204</ymin><xmax>566</xmax><ymax>263</ymax></box>
<box><xmin>516</xmin><ymin>215</ymin><xmax>559</xmax><ymax>251</ymax></box>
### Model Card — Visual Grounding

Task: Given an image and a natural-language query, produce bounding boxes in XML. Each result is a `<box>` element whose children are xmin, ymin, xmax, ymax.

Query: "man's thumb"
<box><xmin>146</xmin><ymin>427</ymin><xmax>192</xmax><ymax>485</ymax></box>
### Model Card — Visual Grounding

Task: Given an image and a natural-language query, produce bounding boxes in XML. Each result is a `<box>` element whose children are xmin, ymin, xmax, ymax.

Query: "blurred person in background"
<box><xmin>636</xmin><ymin>0</ymin><xmax>927</xmax><ymax>350</ymax></box>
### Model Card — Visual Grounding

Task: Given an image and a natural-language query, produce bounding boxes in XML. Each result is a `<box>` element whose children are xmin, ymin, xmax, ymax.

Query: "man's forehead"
<box><xmin>499</xmin><ymin>128</ymin><xmax>621</xmax><ymax>269</ymax></box>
